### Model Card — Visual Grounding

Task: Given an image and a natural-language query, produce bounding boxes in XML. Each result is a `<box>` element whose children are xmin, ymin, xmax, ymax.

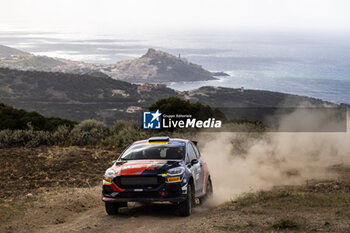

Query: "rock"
<box><xmin>211</xmin><ymin>71</ymin><xmax>230</xmax><ymax>76</ymax></box>
<box><xmin>55</xmin><ymin>218</ymin><xmax>65</xmax><ymax>224</ymax></box>
<box><xmin>26</xmin><ymin>193</ymin><xmax>33</xmax><ymax>198</ymax></box>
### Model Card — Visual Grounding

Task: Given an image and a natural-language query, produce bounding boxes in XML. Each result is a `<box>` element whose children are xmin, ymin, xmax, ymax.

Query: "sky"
<box><xmin>1</xmin><ymin>0</ymin><xmax>350</xmax><ymax>34</ymax></box>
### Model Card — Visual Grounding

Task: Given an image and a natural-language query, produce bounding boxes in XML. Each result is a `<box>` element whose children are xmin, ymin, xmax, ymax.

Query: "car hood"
<box><xmin>112</xmin><ymin>160</ymin><xmax>182</xmax><ymax>176</ymax></box>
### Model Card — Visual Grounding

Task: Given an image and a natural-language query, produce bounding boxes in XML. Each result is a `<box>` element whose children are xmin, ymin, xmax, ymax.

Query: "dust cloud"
<box><xmin>199</xmin><ymin>109</ymin><xmax>350</xmax><ymax>204</ymax></box>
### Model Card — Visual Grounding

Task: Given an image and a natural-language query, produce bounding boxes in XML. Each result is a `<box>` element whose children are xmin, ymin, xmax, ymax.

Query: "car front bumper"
<box><xmin>102</xmin><ymin>195</ymin><xmax>186</xmax><ymax>203</ymax></box>
<box><xmin>102</xmin><ymin>179</ymin><xmax>187</xmax><ymax>203</ymax></box>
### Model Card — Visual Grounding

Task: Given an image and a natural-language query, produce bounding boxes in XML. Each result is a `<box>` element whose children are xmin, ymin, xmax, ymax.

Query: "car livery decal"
<box><xmin>114</xmin><ymin>160</ymin><xmax>167</xmax><ymax>176</ymax></box>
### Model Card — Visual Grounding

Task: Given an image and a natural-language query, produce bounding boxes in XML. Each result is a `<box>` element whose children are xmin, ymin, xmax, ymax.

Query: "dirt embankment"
<box><xmin>0</xmin><ymin>146</ymin><xmax>120</xmax><ymax>200</ymax></box>
<box><xmin>0</xmin><ymin>147</ymin><xmax>350</xmax><ymax>232</ymax></box>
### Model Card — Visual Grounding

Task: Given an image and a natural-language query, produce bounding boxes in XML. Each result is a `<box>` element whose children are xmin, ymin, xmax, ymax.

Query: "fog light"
<box><xmin>103</xmin><ymin>178</ymin><xmax>112</xmax><ymax>183</ymax></box>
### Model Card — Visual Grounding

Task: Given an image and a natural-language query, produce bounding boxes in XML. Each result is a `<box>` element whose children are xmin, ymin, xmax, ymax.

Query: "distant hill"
<box><xmin>184</xmin><ymin>86</ymin><xmax>333</xmax><ymax>107</ymax></box>
<box><xmin>0</xmin><ymin>45</ymin><xmax>29</xmax><ymax>58</ymax></box>
<box><xmin>110</xmin><ymin>48</ymin><xmax>216</xmax><ymax>82</ymax></box>
<box><xmin>0</xmin><ymin>54</ymin><xmax>65</xmax><ymax>71</ymax></box>
<box><xmin>0</xmin><ymin>45</ymin><xmax>66</xmax><ymax>71</ymax></box>
<box><xmin>0</xmin><ymin>68</ymin><xmax>336</xmax><ymax>126</ymax></box>
<box><xmin>0</xmin><ymin>45</ymin><xmax>221</xmax><ymax>82</ymax></box>
<box><xmin>181</xmin><ymin>86</ymin><xmax>339</xmax><ymax>124</ymax></box>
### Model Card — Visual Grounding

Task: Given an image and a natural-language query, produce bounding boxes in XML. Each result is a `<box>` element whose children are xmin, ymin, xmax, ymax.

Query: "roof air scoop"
<box><xmin>148</xmin><ymin>136</ymin><xmax>170</xmax><ymax>142</ymax></box>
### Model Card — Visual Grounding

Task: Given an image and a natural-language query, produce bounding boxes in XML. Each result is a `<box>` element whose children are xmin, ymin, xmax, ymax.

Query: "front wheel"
<box><xmin>178</xmin><ymin>184</ymin><xmax>194</xmax><ymax>216</ymax></box>
<box><xmin>105</xmin><ymin>202</ymin><xmax>127</xmax><ymax>215</ymax></box>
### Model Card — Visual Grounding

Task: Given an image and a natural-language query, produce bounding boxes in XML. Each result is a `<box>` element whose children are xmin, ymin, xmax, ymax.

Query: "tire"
<box><xmin>178</xmin><ymin>183</ymin><xmax>194</xmax><ymax>216</ymax></box>
<box><xmin>105</xmin><ymin>202</ymin><xmax>127</xmax><ymax>215</ymax></box>
<box><xmin>199</xmin><ymin>178</ymin><xmax>213</xmax><ymax>204</ymax></box>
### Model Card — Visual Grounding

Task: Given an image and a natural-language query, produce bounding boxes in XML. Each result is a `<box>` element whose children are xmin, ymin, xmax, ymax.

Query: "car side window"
<box><xmin>187</xmin><ymin>143</ymin><xmax>197</xmax><ymax>162</ymax></box>
<box><xmin>192</xmin><ymin>143</ymin><xmax>200</xmax><ymax>158</ymax></box>
<box><xmin>185</xmin><ymin>153</ymin><xmax>190</xmax><ymax>164</ymax></box>
<box><xmin>185</xmin><ymin>144</ymin><xmax>190</xmax><ymax>163</ymax></box>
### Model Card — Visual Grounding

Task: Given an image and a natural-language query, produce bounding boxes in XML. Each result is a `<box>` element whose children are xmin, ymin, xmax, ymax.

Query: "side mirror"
<box><xmin>191</xmin><ymin>159</ymin><xmax>198</xmax><ymax>165</ymax></box>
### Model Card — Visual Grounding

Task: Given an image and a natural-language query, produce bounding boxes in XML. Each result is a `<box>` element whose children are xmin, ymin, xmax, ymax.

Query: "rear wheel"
<box><xmin>178</xmin><ymin>183</ymin><xmax>194</xmax><ymax>216</ymax></box>
<box><xmin>199</xmin><ymin>178</ymin><xmax>213</xmax><ymax>204</ymax></box>
<box><xmin>105</xmin><ymin>202</ymin><xmax>127</xmax><ymax>215</ymax></box>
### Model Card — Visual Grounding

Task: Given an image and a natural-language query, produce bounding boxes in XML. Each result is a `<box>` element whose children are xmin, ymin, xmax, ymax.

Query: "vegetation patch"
<box><xmin>272</xmin><ymin>218</ymin><xmax>298</xmax><ymax>229</ymax></box>
<box><xmin>0</xmin><ymin>197</ymin><xmax>36</xmax><ymax>223</ymax></box>
<box><xmin>0</xmin><ymin>102</ymin><xmax>76</xmax><ymax>131</ymax></box>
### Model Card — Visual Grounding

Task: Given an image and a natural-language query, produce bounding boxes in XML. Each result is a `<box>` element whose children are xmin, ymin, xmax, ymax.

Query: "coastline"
<box><xmin>165</xmin><ymin>74</ymin><xmax>350</xmax><ymax>105</ymax></box>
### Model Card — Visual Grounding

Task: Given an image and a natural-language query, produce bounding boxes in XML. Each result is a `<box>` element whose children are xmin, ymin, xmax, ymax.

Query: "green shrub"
<box><xmin>50</xmin><ymin>125</ymin><xmax>71</xmax><ymax>146</ymax></box>
<box><xmin>0</xmin><ymin>129</ymin><xmax>13</xmax><ymax>148</ymax></box>
<box><xmin>112</xmin><ymin>120</ymin><xmax>139</xmax><ymax>133</ymax></box>
<box><xmin>105</xmin><ymin>121</ymin><xmax>144</xmax><ymax>148</ymax></box>
<box><xmin>70</xmin><ymin>119</ymin><xmax>110</xmax><ymax>146</ymax></box>
<box><xmin>0</xmin><ymin>129</ymin><xmax>50</xmax><ymax>148</ymax></box>
<box><xmin>24</xmin><ymin>130</ymin><xmax>50</xmax><ymax>148</ymax></box>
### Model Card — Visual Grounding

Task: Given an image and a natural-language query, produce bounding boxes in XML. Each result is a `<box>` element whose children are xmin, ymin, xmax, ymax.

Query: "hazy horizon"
<box><xmin>1</xmin><ymin>0</ymin><xmax>350</xmax><ymax>33</ymax></box>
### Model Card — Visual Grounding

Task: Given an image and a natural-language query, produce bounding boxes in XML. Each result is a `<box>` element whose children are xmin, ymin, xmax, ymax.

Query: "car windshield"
<box><xmin>120</xmin><ymin>142</ymin><xmax>185</xmax><ymax>160</ymax></box>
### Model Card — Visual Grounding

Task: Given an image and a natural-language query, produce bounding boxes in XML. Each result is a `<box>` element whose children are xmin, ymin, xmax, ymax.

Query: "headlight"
<box><xmin>104</xmin><ymin>168</ymin><xmax>117</xmax><ymax>178</ymax></box>
<box><xmin>167</xmin><ymin>167</ymin><xmax>185</xmax><ymax>176</ymax></box>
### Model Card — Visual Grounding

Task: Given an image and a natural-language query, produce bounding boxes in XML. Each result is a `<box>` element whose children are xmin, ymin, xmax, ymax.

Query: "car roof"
<box><xmin>133</xmin><ymin>137</ymin><xmax>189</xmax><ymax>145</ymax></box>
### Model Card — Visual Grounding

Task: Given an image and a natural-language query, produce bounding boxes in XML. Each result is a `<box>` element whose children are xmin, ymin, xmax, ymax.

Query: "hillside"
<box><xmin>0</xmin><ymin>68</ymin><xmax>335</xmax><ymax>125</ymax></box>
<box><xmin>0</xmin><ymin>45</ymin><xmax>220</xmax><ymax>82</ymax></box>
<box><xmin>0</xmin><ymin>68</ymin><xmax>177</xmax><ymax>125</ymax></box>
<box><xmin>0</xmin><ymin>45</ymin><xmax>29</xmax><ymax>58</ymax></box>
<box><xmin>184</xmin><ymin>86</ymin><xmax>331</xmax><ymax>107</ymax></box>
<box><xmin>0</xmin><ymin>45</ymin><xmax>66</xmax><ymax>71</ymax></box>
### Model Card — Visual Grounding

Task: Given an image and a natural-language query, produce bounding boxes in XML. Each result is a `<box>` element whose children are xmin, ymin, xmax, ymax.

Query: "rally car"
<box><xmin>102</xmin><ymin>136</ymin><xmax>213</xmax><ymax>216</ymax></box>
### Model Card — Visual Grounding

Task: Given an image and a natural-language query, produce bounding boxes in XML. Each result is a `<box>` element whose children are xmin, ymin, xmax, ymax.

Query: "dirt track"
<box><xmin>0</xmin><ymin>186</ymin><xmax>218</xmax><ymax>233</ymax></box>
<box><xmin>2</xmin><ymin>179</ymin><xmax>350</xmax><ymax>233</ymax></box>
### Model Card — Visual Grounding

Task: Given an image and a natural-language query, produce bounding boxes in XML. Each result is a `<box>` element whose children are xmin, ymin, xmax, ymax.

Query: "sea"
<box><xmin>0</xmin><ymin>30</ymin><xmax>349</xmax><ymax>104</ymax></box>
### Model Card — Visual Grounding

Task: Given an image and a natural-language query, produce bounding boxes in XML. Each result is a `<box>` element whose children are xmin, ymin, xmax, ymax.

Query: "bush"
<box><xmin>24</xmin><ymin>130</ymin><xmax>50</xmax><ymax>148</ymax></box>
<box><xmin>0</xmin><ymin>118</ymin><xmax>157</xmax><ymax>148</ymax></box>
<box><xmin>50</xmin><ymin>125</ymin><xmax>71</xmax><ymax>146</ymax></box>
<box><xmin>0</xmin><ymin>129</ymin><xmax>50</xmax><ymax>148</ymax></box>
<box><xmin>112</xmin><ymin>120</ymin><xmax>139</xmax><ymax>133</ymax></box>
<box><xmin>103</xmin><ymin>120</ymin><xmax>146</xmax><ymax>148</ymax></box>
<box><xmin>0</xmin><ymin>129</ymin><xmax>13</xmax><ymax>147</ymax></box>
<box><xmin>70</xmin><ymin>119</ymin><xmax>110</xmax><ymax>146</ymax></box>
